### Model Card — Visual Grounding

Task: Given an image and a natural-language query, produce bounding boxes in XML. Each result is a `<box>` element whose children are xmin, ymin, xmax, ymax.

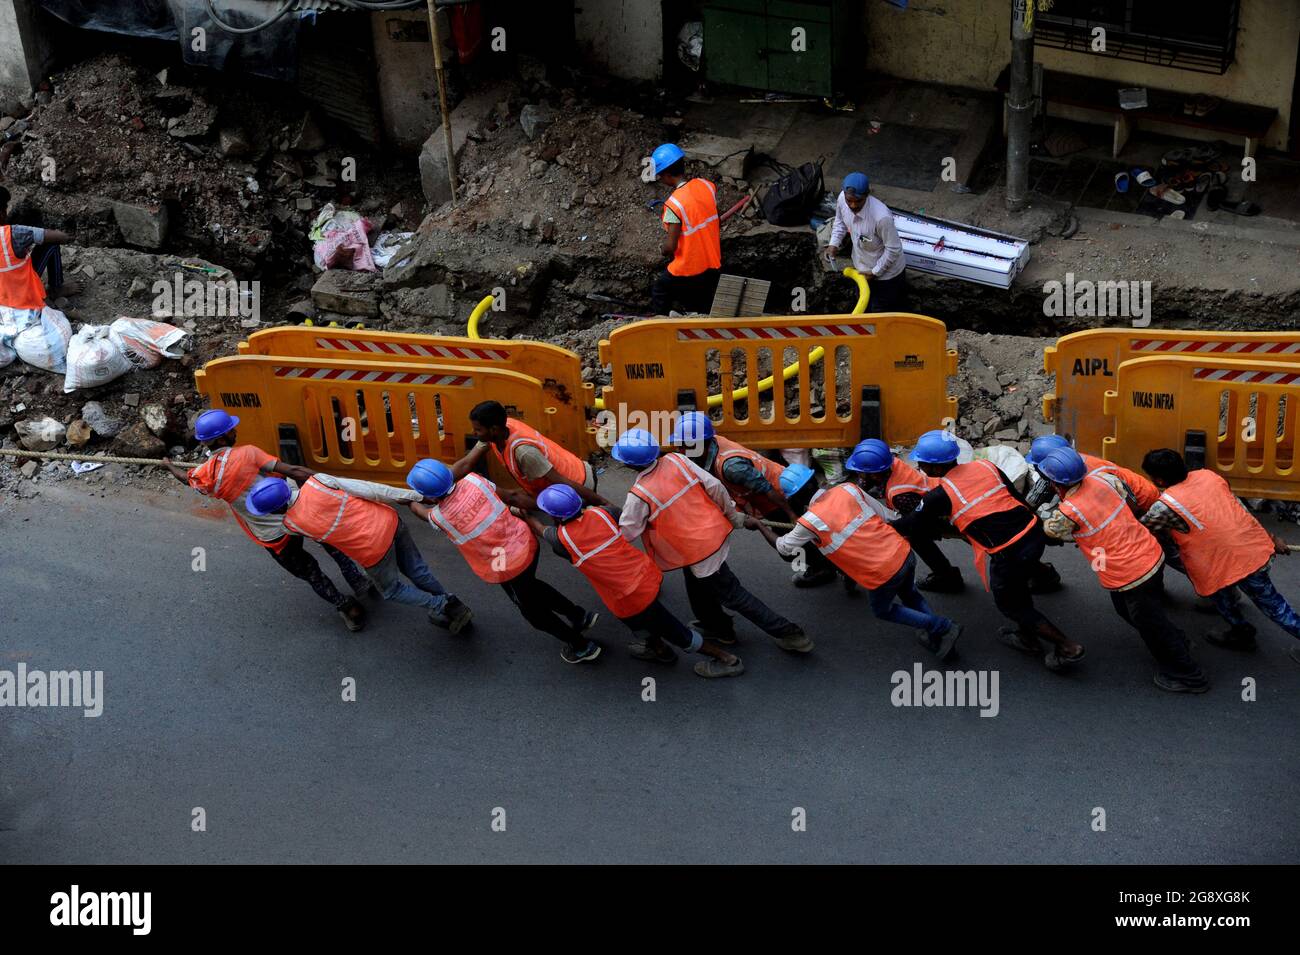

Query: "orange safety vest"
<box><xmin>1080</xmin><ymin>452</ymin><xmax>1160</xmax><ymax>512</ymax></box>
<box><xmin>283</xmin><ymin>477</ymin><xmax>399</xmax><ymax>568</ymax></box>
<box><xmin>711</xmin><ymin>435</ymin><xmax>786</xmax><ymax>511</ymax></box>
<box><xmin>664</xmin><ymin>178</ymin><xmax>722</xmax><ymax>277</ymax></box>
<box><xmin>189</xmin><ymin>444</ymin><xmax>288</xmax><ymax>554</ymax></box>
<box><xmin>1158</xmin><ymin>470</ymin><xmax>1276</xmax><ymax>597</ymax></box>
<box><xmin>558</xmin><ymin>507</ymin><xmax>663</xmax><ymax>618</ymax></box>
<box><xmin>1059</xmin><ymin>474</ymin><xmax>1163</xmax><ymax>590</ymax></box>
<box><xmin>798</xmin><ymin>483</ymin><xmax>910</xmax><ymax>590</ymax></box>
<box><xmin>0</xmin><ymin>225</ymin><xmax>47</xmax><ymax>311</ymax></box>
<box><xmin>428</xmin><ymin>473</ymin><xmax>538</xmax><ymax>584</ymax></box>
<box><xmin>492</xmin><ymin>417</ymin><xmax>587</xmax><ymax>496</ymax></box>
<box><xmin>938</xmin><ymin>459</ymin><xmax>1036</xmax><ymax>590</ymax></box>
<box><xmin>629</xmin><ymin>452</ymin><xmax>734</xmax><ymax>571</ymax></box>
<box><xmin>883</xmin><ymin>456</ymin><xmax>932</xmax><ymax>508</ymax></box>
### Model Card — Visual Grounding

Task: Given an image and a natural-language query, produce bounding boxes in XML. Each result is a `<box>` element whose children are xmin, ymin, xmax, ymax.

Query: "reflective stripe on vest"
<box><xmin>0</xmin><ymin>226</ymin><xmax>46</xmax><ymax>311</ymax></box>
<box><xmin>798</xmin><ymin>483</ymin><xmax>910</xmax><ymax>590</ymax></box>
<box><xmin>885</xmin><ymin>457</ymin><xmax>930</xmax><ymax>505</ymax></box>
<box><xmin>665</xmin><ymin>179</ymin><xmax>722</xmax><ymax>277</ymax></box>
<box><xmin>630</xmin><ymin>452</ymin><xmax>733</xmax><ymax>570</ymax></box>
<box><xmin>559</xmin><ymin>507</ymin><xmax>662</xmax><ymax>617</ymax></box>
<box><xmin>283</xmin><ymin>480</ymin><xmax>349</xmax><ymax>543</ymax></box>
<box><xmin>1059</xmin><ymin>475</ymin><xmax>1162</xmax><ymax>589</ymax></box>
<box><xmin>941</xmin><ymin>460</ymin><xmax>1014</xmax><ymax>526</ymax></box>
<box><xmin>429</xmin><ymin>473</ymin><xmax>536</xmax><ymax>584</ymax></box>
<box><xmin>1080</xmin><ymin>452</ymin><xmax>1160</xmax><ymax>511</ymax></box>
<box><xmin>283</xmin><ymin>477</ymin><xmax>397</xmax><ymax>568</ymax></box>
<box><xmin>1159</xmin><ymin>470</ymin><xmax>1276</xmax><ymax>597</ymax></box>
<box><xmin>495</xmin><ymin>417</ymin><xmax>586</xmax><ymax>495</ymax></box>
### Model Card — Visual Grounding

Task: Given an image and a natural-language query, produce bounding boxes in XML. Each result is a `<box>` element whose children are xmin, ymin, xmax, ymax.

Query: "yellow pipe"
<box><xmin>466</xmin><ymin>270</ymin><xmax>869</xmax><ymax>414</ymax></box>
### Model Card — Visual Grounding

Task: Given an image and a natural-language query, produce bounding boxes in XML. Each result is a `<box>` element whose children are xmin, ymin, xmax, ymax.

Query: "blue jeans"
<box><xmin>364</xmin><ymin>522</ymin><xmax>450</xmax><ymax>617</ymax></box>
<box><xmin>1213</xmin><ymin>564</ymin><xmax>1300</xmax><ymax>638</ymax></box>
<box><xmin>867</xmin><ymin>552</ymin><xmax>952</xmax><ymax>637</ymax></box>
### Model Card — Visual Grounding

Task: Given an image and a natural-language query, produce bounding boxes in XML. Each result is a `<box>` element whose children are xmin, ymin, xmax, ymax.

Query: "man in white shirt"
<box><xmin>822</xmin><ymin>172</ymin><xmax>908</xmax><ymax>312</ymax></box>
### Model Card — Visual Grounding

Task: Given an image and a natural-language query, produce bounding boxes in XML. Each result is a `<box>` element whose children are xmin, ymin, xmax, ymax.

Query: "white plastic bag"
<box><xmin>64</xmin><ymin>325</ymin><xmax>135</xmax><ymax>393</ymax></box>
<box><xmin>977</xmin><ymin>444</ymin><xmax>1030</xmax><ymax>485</ymax></box>
<box><xmin>109</xmin><ymin>317</ymin><xmax>189</xmax><ymax>368</ymax></box>
<box><xmin>13</xmin><ymin>306</ymin><xmax>72</xmax><ymax>373</ymax></box>
<box><xmin>0</xmin><ymin>320</ymin><xmax>17</xmax><ymax>369</ymax></box>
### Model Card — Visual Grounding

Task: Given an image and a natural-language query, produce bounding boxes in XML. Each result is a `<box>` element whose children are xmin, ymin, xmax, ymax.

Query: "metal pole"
<box><xmin>427</xmin><ymin>0</ymin><xmax>458</xmax><ymax>204</ymax></box>
<box><xmin>1006</xmin><ymin>0</ymin><xmax>1034</xmax><ymax>212</ymax></box>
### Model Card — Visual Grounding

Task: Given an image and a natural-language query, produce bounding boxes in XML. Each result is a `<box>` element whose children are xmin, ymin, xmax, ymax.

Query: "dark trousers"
<box><xmin>267</xmin><ymin>536</ymin><xmax>365</xmax><ymax>610</ymax></box>
<box><xmin>904</xmin><ymin>527</ymin><xmax>958</xmax><ymax>577</ymax></box>
<box><xmin>866</xmin><ymin>271</ymin><xmax>908</xmax><ymax>313</ymax></box>
<box><xmin>988</xmin><ymin>526</ymin><xmax>1049</xmax><ymax>632</ymax></box>
<box><xmin>501</xmin><ymin>549</ymin><xmax>587</xmax><ymax>648</ymax></box>
<box><xmin>31</xmin><ymin>244</ymin><xmax>63</xmax><ymax>290</ymax></box>
<box><xmin>650</xmin><ymin>267</ymin><xmax>720</xmax><ymax>315</ymax></box>
<box><xmin>620</xmin><ymin>596</ymin><xmax>697</xmax><ymax>651</ymax></box>
<box><xmin>1111</xmin><ymin>567</ymin><xmax>1205</xmax><ymax>683</ymax></box>
<box><xmin>867</xmin><ymin>552</ymin><xmax>952</xmax><ymax>636</ymax></box>
<box><xmin>683</xmin><ymin>561</ymin><xmax>795</xmax><ymax>638</ymax></box>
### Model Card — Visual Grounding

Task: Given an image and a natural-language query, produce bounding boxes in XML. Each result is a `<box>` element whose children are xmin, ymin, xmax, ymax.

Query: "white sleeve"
<box><xmin>314</xmin><ymin>473</ymin><xmax>421</xmax><ymax>504</ymax></box>
<box><xmin>775</xmin><ymin>523</ymin><xmax>819</xmax><ymax>557</ymax></box>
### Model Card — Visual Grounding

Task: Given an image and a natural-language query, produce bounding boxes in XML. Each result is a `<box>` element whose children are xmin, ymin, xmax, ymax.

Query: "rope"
<box><xmin>0</xmin><ymin>448</ymin><xmax>200</xmax><ymax>468</ymax></box>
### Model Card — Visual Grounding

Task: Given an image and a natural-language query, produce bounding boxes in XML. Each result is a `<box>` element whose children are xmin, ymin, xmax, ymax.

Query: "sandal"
<box><xmin>1044</xmin><ymin>646</ymin><xmax>1086</xmax><ymax>672</ymax></box>
<box><xmin>628</xmin><ymin>640</ymin><xmax>678</xmax><ymax>664</ymax></box>
<box><xmin>1219</xmin><ymin>198</ymin><xmax>1261</xmax><ymax>216</ymax></box>
<box><xmin>1132</xmin><ymin>167</ymin><xmax>1156</xmax><ymax>187</ymax></box>
<box><xmin>1151</xmin><ymin>184</ymin><xmax>1186</xmax><ymax>205</ymax></box>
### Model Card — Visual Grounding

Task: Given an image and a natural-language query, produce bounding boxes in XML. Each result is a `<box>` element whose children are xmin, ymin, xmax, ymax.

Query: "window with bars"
<box><xmin>1035</xmin><ymin>0</ymin><xmax>1241</xmax><ymax>75</ymax></box>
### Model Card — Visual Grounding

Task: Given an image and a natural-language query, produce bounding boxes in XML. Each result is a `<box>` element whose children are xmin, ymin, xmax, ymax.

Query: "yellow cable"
<box><xmin>466</xmin><ymin>270</ymin><xmax>869</xmax><ymax>414</ymax></box>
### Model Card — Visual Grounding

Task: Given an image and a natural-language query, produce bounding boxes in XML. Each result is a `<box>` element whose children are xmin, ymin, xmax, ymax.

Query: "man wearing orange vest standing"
<box><xmin>757</xmin><ymin>442</ymin><xmax>964</xmax><ymax>660</ymax></box>
<box><xmin>649</xmin><ymin>143</ymin><xmax>722</xmax><ymax>315</ymax></box>
<box><xmin>1039</xmin><ymin>448</ymin><xmax>1207</xmax><ymax>693</ymax></box>
<box><xmin>405</xmin><ymin>458</ymin><xmax>602</xmax><ymax>664</ymax></box>
<box><xmin>611</xmin><ymin>429</ymin><xmax>812</xmax><ymax>653</ymax></box>
<box><xmin>466</xmin><ymin>400</ymin><xmax>607</xmax><ymax>506</ymax></box>
<box><xmin>892</xmin><ymin>430</ymin><xmax>1086</xmax><ymax>671</ymax></box>
<box><xmin>518</xmin><ymin>483</ymin><xmax>744</xmax><ymax>677</ymax></box>
<box><xmin>162</xmin><ymin>410</ymin><xmax>370</xmax><ymax>632</ymax></box>
<box><xmin>1140</xmin><ymin>449</ymin><xmax>1298</xmax><ymax>662</ymax></box>
<box><xmin>242</xmin><ymin>472</ymin><xmax>474</xmax><ymax>635</ymax></box>
<box><xmin>0</xmin><ymin>186</ymin><xmax>74</xmax><ymax>325</ymax></box>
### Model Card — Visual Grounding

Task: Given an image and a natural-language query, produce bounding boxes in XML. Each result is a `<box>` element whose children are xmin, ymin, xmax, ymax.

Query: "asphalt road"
<box><xmin>3</xmin><ymin>472</ymin><xmax>1299</xmax><ymax>864</ymax></box>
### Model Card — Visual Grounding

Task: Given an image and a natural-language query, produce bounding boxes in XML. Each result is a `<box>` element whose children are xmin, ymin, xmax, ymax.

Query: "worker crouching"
<box><xmin>406</xmin><ymin>458</ymin><xmax>602</xmax><ymax>665</ymax></box>
<box><xmin>757</xmin><ymin>440</ymin><xmax>963</xmax><ymax>660</ymax></box>
<box><xmin>519</xmin><ymin>484</ymin><xmax>744</xmax><ymax>678</ymax></box>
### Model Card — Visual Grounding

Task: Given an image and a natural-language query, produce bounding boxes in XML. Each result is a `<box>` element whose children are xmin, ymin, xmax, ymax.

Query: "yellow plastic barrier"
<box><xmin>1044</xmin><ymin>328</ymin><xmax>1300</xmax><ymax>454</ymax></box>
<box><xmin>597</xmin><ymin>313</ymin><xmax>958</xmax><ymax>449</ymax></box>
<box><xmin>238</xmin><ymin>325</ymin><xmax>595</xmax><ymax>456</ymax></box>
<box><xmin>1102</xmin><ymin>355</ymin><xmax>1300</xmax><ymax>500</ymax></box>
<box><xmin>196</xmin><ymin>354</ymin><xmax>561</xmax><ymax>486</ymax></box>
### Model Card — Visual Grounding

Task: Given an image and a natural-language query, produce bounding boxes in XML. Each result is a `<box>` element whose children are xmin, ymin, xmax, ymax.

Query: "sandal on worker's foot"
<box><xmin>998</xmin><ymin>627</ymin><xmax>1041</xmax><ymax>654</ymax></box>
<box><xmin>628</xmin><ymin>640</ymin><xmax>678</xmax><ymax>664</ymax></box>
<box><xmin>694</xmin><ymin>656</ymin><xmax>746</xmax><ymax>679</ymax></box>
<box><xmin>1043</xmin><ymin>646</ymin><xmax>1086</xmax><ymax>672</ymax></box>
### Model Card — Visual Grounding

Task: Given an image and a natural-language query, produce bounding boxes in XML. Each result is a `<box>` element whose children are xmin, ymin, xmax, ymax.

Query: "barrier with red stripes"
<box><xmin>240</xmin><ymin>326</ymin><xmax>595</xmax><ymax>456</ymax></box>
<box><xmin>1044</xmin><ymin>329</ymin><xmax>1300</xmax><ymax>454</ymax></box>
<box><xmin>1103</xmin><ymin>355</ymin><xmax>1300</xmax><ymax>501</ymax></box>
<box><xmin>196</xmin><ymin>354</ymin><xmax>561</xmax><ymax>486</ymax></box>
<box><xmin>599</xmin><ymin>313</ymin><xmax>957</xmax><ymax>448</ymax></box>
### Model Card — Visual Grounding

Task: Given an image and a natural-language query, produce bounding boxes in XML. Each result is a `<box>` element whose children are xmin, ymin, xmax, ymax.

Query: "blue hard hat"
<box><xmin>1037</xmin><ymin>447</ymin><xmax>1088</xmax><ymax>486</ymax></box>
<box><xmin>195</xmin><ymin>409</ymin><xmax>239</xmax><ymax>442</ymax></box>
<box><xmin>845</xmin><ymin>438</ymin><xmax>893</xmax><ymax>474</ymax></box>
<box><xmin>407</xmin><ymin>458</ymin><xmax>454</xmax><ymax>499</ymax></box>
<box><xmin>245</xmin><ymin>476</ymin><xmax>292</xmax><ymax>516</ymax></box>
<box><xmin>611</xmin><ymin>428</ymin><xmax>659</xmax><ymax>467</ymax></box>
<box><xmin>537</xmin><ymin>483</ymin><xmax>583</xmax><ymax>520</ymax></box>
<box><xmin>669</xmin><ymin>411</ymin><xmax>714</xmax><ymax>445</ymax></box>
<box><xmin>1026</xmin><ymin>434</ymin><xmax>1071</xmax><ymax>465</ymax></box>
<box><xmin>910</xmin><ymin>429</ymin><xmax>961</xmax><ymax>465</ymax></box>
<box><xmin>652</xmin><ymin>142</ymin><xmax>685</xmax><ymax>176</ymax></box>
<box><xmin>779</xmin><ymin>463</ymin><xmax>815</xmax><ymax>498</ymax></box>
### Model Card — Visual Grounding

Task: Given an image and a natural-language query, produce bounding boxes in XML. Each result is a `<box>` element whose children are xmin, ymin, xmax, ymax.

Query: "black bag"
<box><xmin>759</xmin><ymin>158</ymin><xmax>825</xmax><ymax>226</ymax></box>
